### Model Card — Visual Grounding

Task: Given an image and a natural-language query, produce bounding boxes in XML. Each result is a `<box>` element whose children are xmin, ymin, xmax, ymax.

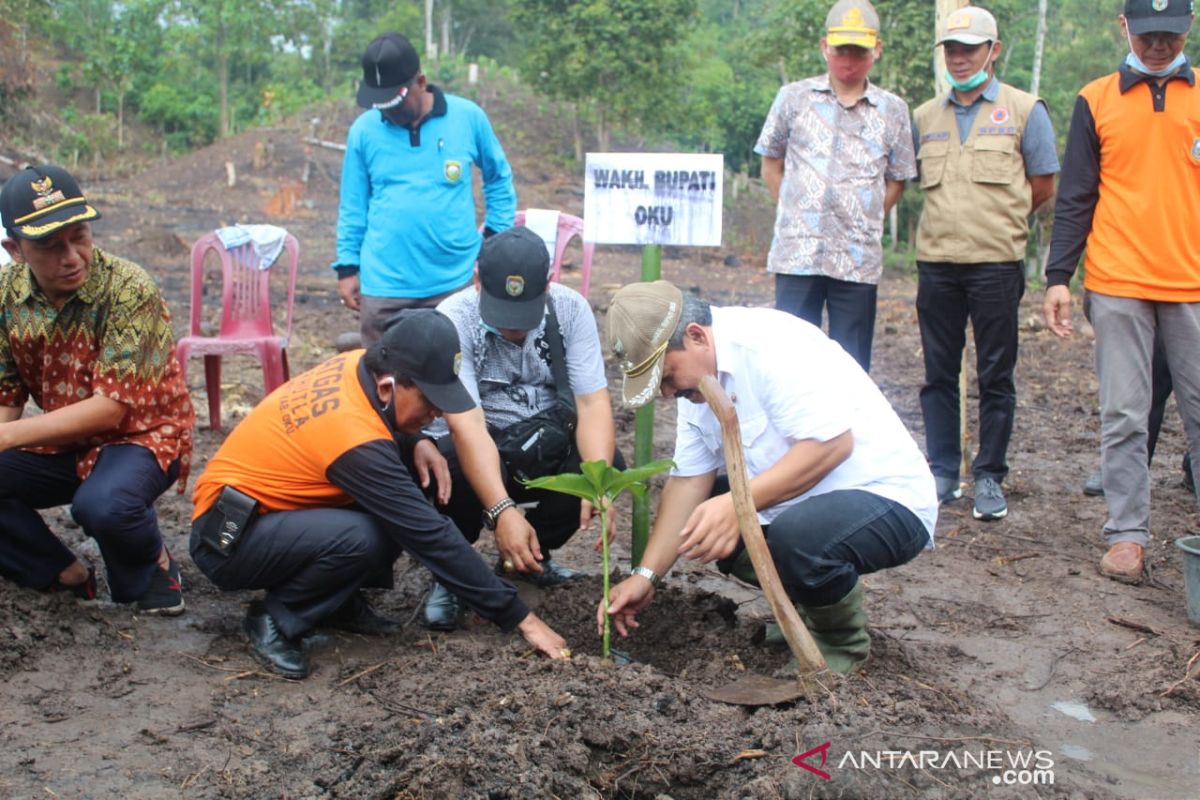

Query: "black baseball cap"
<box><xmin>1124</xmin><ymin>0</ymin><xmax>1194</xmax><ymax>34</ymax></box>
<box><xmin>0</xmin><ymin>164</ymin><xmax>100</xmax><ymax>240</ymax></box>
<box><xmin>369</xmin><ymin>309</ymin><xmax>475</xmax><ymax>414</ymax></box>
<box><xmin>357</xmin><ymin>33</ymin><xmax>421</xmax><ymax>109</ymax></box>
<box><xmin>477</xmin><ymin>227</ymin><xmax>552</xmax><ymax>331</ymax></box>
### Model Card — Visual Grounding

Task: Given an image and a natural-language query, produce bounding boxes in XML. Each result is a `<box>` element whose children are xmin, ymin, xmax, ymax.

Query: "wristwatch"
<box><xmin>630</xmin><ymin>565</ymin><xmax>662</xmax><ymax>588</ymax></box>
<box><xmin>482</xmin><ymin>497</ymin><xmax>517</xmax><ymax>531</ymax></box>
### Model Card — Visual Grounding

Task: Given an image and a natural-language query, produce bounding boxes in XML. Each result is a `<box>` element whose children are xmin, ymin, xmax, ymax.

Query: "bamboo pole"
<box><xmin>699</xmin><ymin>375</ymin><xmax>827</xmax><ymax>677</ymax></box>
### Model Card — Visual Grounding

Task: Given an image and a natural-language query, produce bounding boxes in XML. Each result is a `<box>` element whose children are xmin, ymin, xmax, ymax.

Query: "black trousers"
<box><xmin>775</xmin><ymin>273</ymin><xmax>878</xmax><ymax>373</ymax></box>
<box><xmin>715</xmin><ymin>483</ymin><xmax>929</xmax><ymax>607</ymax></box>
<box><xmin>916</xmin><ymin>260</ymin><xmax>1024</xmax><ymax>482</ymax></box>
<box><xmin>436</xmin><ymin>436</ymin><xmax>625</xmax><ymax>553</ymax></box>
<box><xmin>191</xmin><ymin>507</ymin><xmax>400</xmax><ymax>639</ymax></box>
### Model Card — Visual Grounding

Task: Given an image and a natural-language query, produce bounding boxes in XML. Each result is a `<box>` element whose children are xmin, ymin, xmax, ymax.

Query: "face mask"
<box><xmin>479</xmin><ymin>319</ymin><xmax>502</xmax><ymax>337</ymax></box>
<box><xmin>944</xmin><ymin>43</ymin><xmax>995</xmax><ymax>92</ymax></box>
<box><xmin>824</xmin><ymin>47</ymin><xmax>875</xmax><ymax>87</ymax></box>
<box><xmin>1125</xmin><ymin>32</ymin><xmax>1187</xmax><ymax>77</ymax></box>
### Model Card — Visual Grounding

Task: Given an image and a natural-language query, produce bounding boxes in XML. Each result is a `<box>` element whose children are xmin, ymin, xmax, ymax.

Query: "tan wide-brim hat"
<box><xmin>607</xmin><ymin>281</ymin><xmax>684</xmax><ymax>408</ymax></box>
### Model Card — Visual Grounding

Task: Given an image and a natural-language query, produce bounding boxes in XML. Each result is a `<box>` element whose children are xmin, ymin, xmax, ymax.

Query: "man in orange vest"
<box><xmin>1044</xmin><ymin>0</ymin><xmax>1200</xmax><ymax>583</ymax></box>
<box><xmin>190</xmin><ymin>310</ymin><xmax>568</xmax><ymax>678</ymax></box>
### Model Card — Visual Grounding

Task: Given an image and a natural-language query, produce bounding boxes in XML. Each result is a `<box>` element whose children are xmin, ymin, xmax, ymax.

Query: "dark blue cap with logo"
<box><xmin>1125</xmin><ymin>0</ymin><xmax>1194</xmax><ymax>34</ymax></box>
<box><xmin>0</xmin><ymin>164</ymin><xmax>100</xmax><ymax>240</ymax></box>
<box><xmin>477</xmin><ymin>227</ymin><xmax>552</xmax><ymax>332</ymax></box>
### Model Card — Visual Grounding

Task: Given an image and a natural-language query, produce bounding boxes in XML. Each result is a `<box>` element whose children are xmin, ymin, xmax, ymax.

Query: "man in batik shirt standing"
<box><xmin>755</xmin><ymin>0</ymin><xmax>916</xmax><ymax>372</ymax></box>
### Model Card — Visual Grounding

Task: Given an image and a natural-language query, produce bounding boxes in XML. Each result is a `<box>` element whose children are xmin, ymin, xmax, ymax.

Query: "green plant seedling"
<box><xmin>524</xmin><ymin>458</ymin><xmax>673</xmax><ymax>658</ymax></box>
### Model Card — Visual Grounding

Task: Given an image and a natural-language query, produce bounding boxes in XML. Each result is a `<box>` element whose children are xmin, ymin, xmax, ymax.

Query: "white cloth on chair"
<box><xmin>521</xmin><ymin>209</ymin><xmax>559</xmax><ymax>263</ymax></box>
<box><xmin>215</xmin><ymin>224</ymin><xmax>288</xmax><ymax>270</ymax></box>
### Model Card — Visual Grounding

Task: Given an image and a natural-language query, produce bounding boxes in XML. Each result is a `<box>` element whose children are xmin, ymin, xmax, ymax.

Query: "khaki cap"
<box><xmin>607</xmin><ymin>281</ymin><xmax>684</xmax><ymax>408</ymax></box>
<box><xmin>938</xmin><ymin>6</ymin><xmax>998</xmax><ymax>46</ymax></box>
<box><xmin>825</xmin><ymin>0</ymin><xmax>880</xmax><ymax>48</ymax></box>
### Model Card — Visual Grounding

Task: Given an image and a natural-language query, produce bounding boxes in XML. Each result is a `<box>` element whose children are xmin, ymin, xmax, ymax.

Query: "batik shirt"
<box><xmin>0</xmin><ymin>248</ymin><xmax>195</xmax><ymax>484</ymax></box>
<box><xmin>755</xmin><ymin>74</ymin><xmax>916</xmax><ymax>285</ymax></box>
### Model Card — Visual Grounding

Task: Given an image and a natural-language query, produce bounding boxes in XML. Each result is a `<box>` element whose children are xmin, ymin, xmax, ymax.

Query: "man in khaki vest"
<box><xmin>911</xmin><ymin>5</ymin><xmax>1058</xmax><ymax>522</ymax></box>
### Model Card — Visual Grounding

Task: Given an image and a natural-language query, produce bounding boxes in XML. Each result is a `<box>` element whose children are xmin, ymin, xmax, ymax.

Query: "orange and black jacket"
<box><xmin>1047</xmin><ymin>59</ymin><xmax>1200</xmax><ymax>301</ymax></box>
<box><xmin>193</xmin><ymin>350</ymin><xmax>529</xmax><ymax>631</ymax></box>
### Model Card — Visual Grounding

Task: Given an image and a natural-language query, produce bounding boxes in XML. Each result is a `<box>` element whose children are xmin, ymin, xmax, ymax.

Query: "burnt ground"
<box><xmin>2</xmin><ymin>76</ymin><xmax>1199</xmax><ymax>800</ymax></box>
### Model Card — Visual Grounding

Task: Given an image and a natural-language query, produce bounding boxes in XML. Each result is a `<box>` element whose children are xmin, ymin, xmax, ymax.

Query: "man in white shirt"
<box><xmin>601</xmin><ymin>281</ymin><xmax>936</xmax><ymax>672</ymax></box>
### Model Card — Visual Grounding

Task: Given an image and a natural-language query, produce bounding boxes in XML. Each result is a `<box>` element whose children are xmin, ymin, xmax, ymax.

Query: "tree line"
<box><xmin>1</xmin><ymin>1</ymin><xmax>1195</xmax><ymax>181</ymax></box>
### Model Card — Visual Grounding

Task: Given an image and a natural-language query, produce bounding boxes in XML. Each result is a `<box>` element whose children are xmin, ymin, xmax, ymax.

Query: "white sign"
<box><xmin>584</xmin><ymin>152</ymin><xmax>723</xmax><ymax>246</ymax></box>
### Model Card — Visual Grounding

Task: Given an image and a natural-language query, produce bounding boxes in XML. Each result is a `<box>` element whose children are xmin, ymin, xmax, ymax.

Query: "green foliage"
<box><xmin>524</xmin><ymin>457</ymin><xmax>674</xmax><ymax>657</ymax></box>
<box><xmin>510</xmin><ymin>0</ymin><xmax>700</xmax><ymax>140</ymax></box>
<box><xmin>57</xmin><ymin>105</ymin><xmax>118</xmax><ymax>163</ymax></box>
<box><xmin>139</xmin><ymin>82</ymin><xmax>218</xmax><ymax>150</ymax></box>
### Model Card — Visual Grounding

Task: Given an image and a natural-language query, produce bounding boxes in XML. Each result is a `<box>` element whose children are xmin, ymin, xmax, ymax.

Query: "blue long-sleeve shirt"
<box><xmin>333</xmin><ymin>86</ymin><xmax>516</xmax><ymax>299</ymax></box>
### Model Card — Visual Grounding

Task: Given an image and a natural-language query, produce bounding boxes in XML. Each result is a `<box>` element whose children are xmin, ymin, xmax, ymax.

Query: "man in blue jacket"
<box><xmin>334</xmin><ymin>32</ymin><xmax>517</xmax><ymax>346</ymax></box>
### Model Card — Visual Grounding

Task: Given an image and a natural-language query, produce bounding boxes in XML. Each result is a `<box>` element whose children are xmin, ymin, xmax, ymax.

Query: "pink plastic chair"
<box><xmin>175</xmin><ymin>230</ymin><xmax>299</xmax><ymax>430</ymax></box>
<box><xmin>514</xmin><ymin>210</ymin><xmax>595</xmax><ymax>298</ymax></box>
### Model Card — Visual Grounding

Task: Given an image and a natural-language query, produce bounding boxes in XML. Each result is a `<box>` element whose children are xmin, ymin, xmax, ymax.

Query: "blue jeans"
<box><xmin>0</xmin><ymin>446</ymin><xmax>179</xmax><ymax>602</ymax></box>
<box><xmin>716</xmin><ymin>486</ymin><xmax>929</xmax><ymax>607</ymax></box>
<box><xmin>916</xmin><ymin>260</ymin><xmax>1024</xmax><ymax>482</ymax></box>
<box><xmin>775</xmin><ymin>274</ymin><xmax>877</xmax><ymax>372</ymax></box>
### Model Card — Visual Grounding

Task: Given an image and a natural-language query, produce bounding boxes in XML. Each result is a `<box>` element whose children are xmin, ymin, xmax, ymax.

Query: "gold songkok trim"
<box><xmin>16</xmin><ymin>206</ymin><xmax>98</xmax><ymax>237</ymax></box>
<box><xmin>623</xmin><ymin>339</ymin><xmax>669</xmax><ymax>378</ymax></box>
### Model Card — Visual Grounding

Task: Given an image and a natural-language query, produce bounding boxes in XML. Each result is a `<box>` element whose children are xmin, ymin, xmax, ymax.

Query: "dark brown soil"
<box><xmin>1</xmin><ymin>82</ymin><xmax>1198</xmax><ymax>799</ymax></box>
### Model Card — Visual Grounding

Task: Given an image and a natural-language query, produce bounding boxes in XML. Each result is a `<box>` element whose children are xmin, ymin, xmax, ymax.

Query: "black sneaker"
<box><xmin>1083</xmin><ymin>469</ymin><xmax>1104</xmax><ymax>497</ymax></box>
<box><xmin>137</xmin><ymin>555</ymin><xmax>185</xmax><ymax>616</ymax></box>
<box><xmin>50</xmin><ymin>564</ymin><xmax>97</xmax><ymax>601</ymax></box>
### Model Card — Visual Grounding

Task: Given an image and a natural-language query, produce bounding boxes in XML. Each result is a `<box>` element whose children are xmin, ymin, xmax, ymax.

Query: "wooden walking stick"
<box><xmin>698</xmin><ymin>376</ymin><xmax>828</xmax><ymax>700</ymax></box>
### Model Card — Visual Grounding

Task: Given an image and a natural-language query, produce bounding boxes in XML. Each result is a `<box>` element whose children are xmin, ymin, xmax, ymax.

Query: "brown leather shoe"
<box><xmin>1100</xmin><ymin>542</ymin><xmax>1144</xmax><ymax>584</ymax></box>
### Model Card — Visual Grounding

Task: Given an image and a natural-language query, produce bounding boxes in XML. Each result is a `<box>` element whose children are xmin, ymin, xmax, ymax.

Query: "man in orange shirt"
<box><xmin>190</xmin><ymin>310</ymin><xmax>568</xmax><ymax>678</ymax></box>
<box><xmin>1044</xmin><ymin>0</ymin><xmax>1200</xmax><ymax>583</ymax></box>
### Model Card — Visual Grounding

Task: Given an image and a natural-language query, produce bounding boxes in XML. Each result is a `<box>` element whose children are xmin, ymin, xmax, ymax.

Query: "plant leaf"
<box><xmin>521</xmin><ymin>472</ymin><xmax>600</xmax><ymax>503</ymax></box>
<box><xmin>579</xmin><ymin>459</ymin><xmax>610</xmax><ymax>495</ymax></box>
<box><xmin>521</xmin><ymin>458</ymin><xmax>674</xmax><ymax>505</ymax></box>
<box><xmin>602</xmin><ymin>458</ymin><xmax>675</xmax><ymax>499</ymax></box>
